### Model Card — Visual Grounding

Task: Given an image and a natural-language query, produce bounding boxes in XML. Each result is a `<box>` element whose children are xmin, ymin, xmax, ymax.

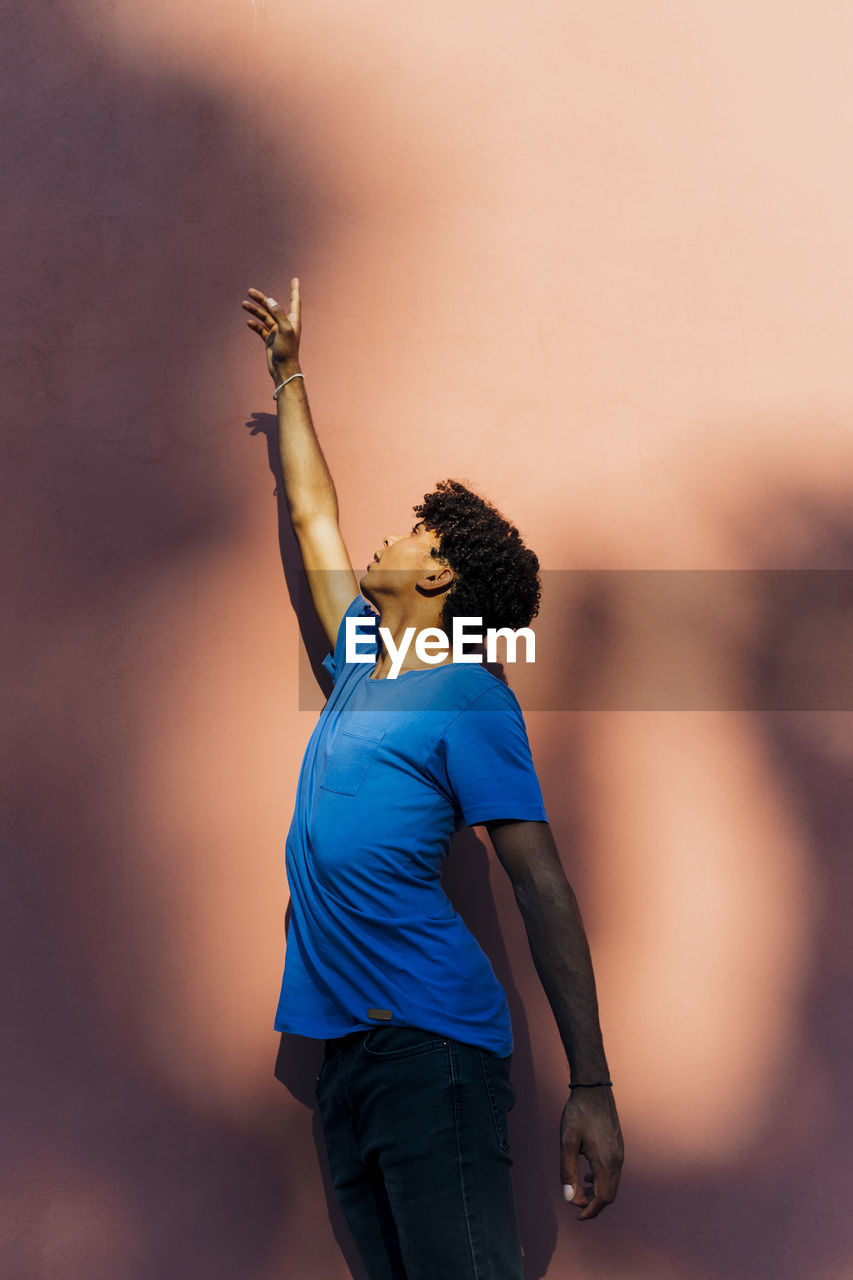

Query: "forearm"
<box><xmin>273</xmin><ymin>359</ymin><xmax>339</xmax><ymax>529</ymax></box>
<box><xmin>514</xmin><ymin>865</ymin><xmax>610</xmax><ymax>1083</ymax></box>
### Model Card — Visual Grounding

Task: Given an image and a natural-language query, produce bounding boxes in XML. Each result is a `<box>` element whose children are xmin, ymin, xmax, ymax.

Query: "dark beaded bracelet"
<box><xmin>570</xmin><ymin>1081</ymin><xmax>613</xmax><ymax>1088</ymax></box>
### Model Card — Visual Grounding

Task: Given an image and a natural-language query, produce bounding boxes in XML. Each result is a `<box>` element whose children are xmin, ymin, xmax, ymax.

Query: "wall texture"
<box><xmin>4</xmin><ymin>1</ymin><xmax>853</xmax><ymax>1276</ymax></box>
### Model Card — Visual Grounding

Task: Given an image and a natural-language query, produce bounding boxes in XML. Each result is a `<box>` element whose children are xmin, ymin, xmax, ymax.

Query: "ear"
<box><xmin>417</xmin><ymin>564</ymin><xmax>454</xmax><ymax>593</ymax></box>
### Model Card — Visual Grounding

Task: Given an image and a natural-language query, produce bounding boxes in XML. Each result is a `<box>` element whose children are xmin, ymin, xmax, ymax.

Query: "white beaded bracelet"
<box><xmin>273</xmin><ymin>373</ymin><xmax>305</xmax><ymax>400</ymax></box>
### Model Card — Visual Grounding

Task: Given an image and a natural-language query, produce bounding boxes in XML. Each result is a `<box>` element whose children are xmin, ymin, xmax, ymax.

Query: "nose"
<box><xmin>384</xmin><ymin>534</ymin><xmax>402</xmax><ymax>548</ymax></box>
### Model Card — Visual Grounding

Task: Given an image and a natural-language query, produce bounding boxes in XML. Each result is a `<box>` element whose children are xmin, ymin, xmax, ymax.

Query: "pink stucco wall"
<box><xmin>5</xmin><ymin>1</ymin><xmax>853</xmax><ymax>1276</ymax></box>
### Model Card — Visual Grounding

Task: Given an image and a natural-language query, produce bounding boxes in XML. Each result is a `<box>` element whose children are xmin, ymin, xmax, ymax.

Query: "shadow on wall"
<box><xmin>2</xmin><ymin>4</ymin><xmax>340</xmax><ymax>1278</ymax></box>
<box><xmin>528</xmin><ymin>491</ymin><xmax>853</xmax><ymax>1280</ymax></box>
<box><xmin>442</xmin><ymin>828</ymin><xmax>560</xmax><ymax>1279</ymax></box>
<box><xmin>246</xmin><ymin>411</ymin><xmax>337</xmax><ymax>702</ymax></box>
<box><xmin>5</xmin><ymin>0</ymin><xmax>853</xmax><ymax>1274</ymax></box>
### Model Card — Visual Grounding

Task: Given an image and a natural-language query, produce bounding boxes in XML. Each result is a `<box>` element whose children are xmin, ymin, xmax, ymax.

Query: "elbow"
<box><xmin>512</xmin><ymin>861</ymin><xmax>576</xmax><ymax>921</ymax></box>
<box><xmin>511</xmin><ymin>864</ymin><xmax>550</xmax><ymax>914</ymax></box>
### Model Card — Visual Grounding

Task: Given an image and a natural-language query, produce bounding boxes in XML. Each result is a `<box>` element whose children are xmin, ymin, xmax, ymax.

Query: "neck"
<box><xmin>370</xmin><ymin>599</ymin><xmax>450</xmax><ymax>679</ymax></box>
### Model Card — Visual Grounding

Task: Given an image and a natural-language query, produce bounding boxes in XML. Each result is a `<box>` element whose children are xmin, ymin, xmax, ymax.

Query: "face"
<box><xmin>360</xmin><ymin>519</ymin><xmax>450</xmax><ymax>601</ymax></box>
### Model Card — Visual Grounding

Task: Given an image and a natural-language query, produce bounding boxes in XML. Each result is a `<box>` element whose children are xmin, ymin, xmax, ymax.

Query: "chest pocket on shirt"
<box><xmin>319</xmin><ymin>724</ymin><xmax>386</xmax><ymax>796</ymax></box>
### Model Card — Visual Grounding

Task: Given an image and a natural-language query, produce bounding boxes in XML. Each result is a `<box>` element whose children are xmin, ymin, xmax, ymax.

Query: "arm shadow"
<box><xmin>442</xmin><ymin>827</ymin><xmax>558</xmax><ymax>1280</ymax></box>
<box><xmin>246</xmin><ymin>411</ymin><xmax>335</xmax><ymax>700</ymax></box>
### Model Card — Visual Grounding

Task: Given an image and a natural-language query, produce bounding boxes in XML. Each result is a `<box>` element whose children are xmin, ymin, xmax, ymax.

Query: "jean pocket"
<box><xmin>478</xmin><ymin>1050</ymin><xmax>516</xmax><ymax>1155</ymax></box>
<box><xmin>362</xmin><ymin>1025</ymin><xmax>448</xmax><ymax>1059</ymax></box>
<box><xmin>319</xmin><ymin>725</ymin><xmax>385</xmax><ymax>795</ymax></box>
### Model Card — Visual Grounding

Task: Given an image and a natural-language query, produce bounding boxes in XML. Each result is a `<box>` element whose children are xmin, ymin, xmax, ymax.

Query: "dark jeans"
<box><xmin>315</xmin><ymin>1024</ymin><xmax>524</xmax><ymax>1280</ymax></box>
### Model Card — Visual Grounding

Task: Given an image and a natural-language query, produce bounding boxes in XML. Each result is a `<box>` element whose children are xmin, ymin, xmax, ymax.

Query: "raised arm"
<box><xmin>242</xmin><ymin>278</ymin><xmax>358</xmax><ymax>648</ymax></box>
<box><xmin>485</xmin><ymin>817</ymin><xmax>624</xmax><ymax>1220</ymax></box>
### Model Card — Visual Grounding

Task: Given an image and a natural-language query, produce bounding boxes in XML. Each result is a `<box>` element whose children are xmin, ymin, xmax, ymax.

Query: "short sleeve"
<box><xmin>430</xmin><ymin>682</ymin><xmax>548</xmax><ymax>827</ymax></box>
<box><xmin>321</xmin><ymin>595</ymin><xmax>379</xmax><ymax>686</ymax></box>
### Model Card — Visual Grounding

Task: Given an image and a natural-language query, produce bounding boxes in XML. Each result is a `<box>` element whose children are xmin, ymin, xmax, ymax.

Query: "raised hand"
<box><xmin>241</xmin><ymin>278</ymin><xmax>302</xmax><ymax>380</ymax></box>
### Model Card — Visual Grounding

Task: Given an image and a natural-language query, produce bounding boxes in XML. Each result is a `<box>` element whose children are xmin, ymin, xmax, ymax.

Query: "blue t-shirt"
<box><xmin>273</xmin><ymin>593</ymin><xmax>548</xmax><ymax>1055</ymax></box>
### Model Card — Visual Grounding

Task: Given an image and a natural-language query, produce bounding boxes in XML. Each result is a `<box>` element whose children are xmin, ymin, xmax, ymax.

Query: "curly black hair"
<box><xmin>413</xmin><ymin>479</ymin><xmax>541</xmax><ymax>633</ymax></box>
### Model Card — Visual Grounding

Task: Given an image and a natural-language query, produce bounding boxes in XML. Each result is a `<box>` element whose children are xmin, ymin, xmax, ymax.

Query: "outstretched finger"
<box><xmin>246</xmin><ymin>288</ymin><xmax>280</xmax><ymax>324</ymax></box>
<box><xmin>288</xmin><ymin>276</ymin><xmax>301</xmax><ymax>332</ymax></box>
<box><xmin>245</xmin><ymin>318</ymin><xmax>272</xmax><ymax>340</ymax></box>
<box><xmin>242</xmin><ymin>298</ymin><xmax>276</xmax><ymax>327</ymax></box>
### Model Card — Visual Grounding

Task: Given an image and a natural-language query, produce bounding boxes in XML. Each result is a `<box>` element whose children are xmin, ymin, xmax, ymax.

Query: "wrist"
<box><xmin>272</xmin><ymin>370</ymin><xmax>306</xmax><ymax>402</ymax></box>
<box><xmin>270</xmin><ymin>358</ymin><xmax>302</xmax><ymax>382</ymax></box>
<box><xmin>566</xmin><ymin>1049</ymin><xmax>610</xmax><ymax>1082</ymax></box>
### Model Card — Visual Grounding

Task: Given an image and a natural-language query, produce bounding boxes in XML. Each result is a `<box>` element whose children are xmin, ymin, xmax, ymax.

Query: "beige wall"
<box><xmin>5</xmin><ymin>1</ymin><xmax>852</xmax><ymax>1276</ymax></box>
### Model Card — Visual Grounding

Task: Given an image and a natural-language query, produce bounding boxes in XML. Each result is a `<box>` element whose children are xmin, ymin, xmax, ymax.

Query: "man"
<box><xmin>242</xmin><ymin>279</ymin><xmax>623</xmax><ymax>1280</ymax></box>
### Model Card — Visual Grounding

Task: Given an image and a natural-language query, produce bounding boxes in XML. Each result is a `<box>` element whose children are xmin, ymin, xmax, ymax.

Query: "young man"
<box><xmin>242</xmin><ymin>279</ymin><xmax>623</xmax><ymax>1280</ymax></box>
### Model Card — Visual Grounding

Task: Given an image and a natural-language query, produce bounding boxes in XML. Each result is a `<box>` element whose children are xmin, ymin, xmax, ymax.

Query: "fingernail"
<box><xmin>267</xmin><ymin>297</ymin><xmax>278</xmax><ymax>307</ymax></box>
<box><xmin>562</xmin><ymin>1184</ymin><xmax>573</xmax><ymax>1201</ymax></box>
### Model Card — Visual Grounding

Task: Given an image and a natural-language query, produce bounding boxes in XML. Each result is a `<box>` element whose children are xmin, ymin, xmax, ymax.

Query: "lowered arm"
<box><xmin>485</xmin><ymin>817</ymin><xmax>624</xmax><ymax>1219</ymax></box>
